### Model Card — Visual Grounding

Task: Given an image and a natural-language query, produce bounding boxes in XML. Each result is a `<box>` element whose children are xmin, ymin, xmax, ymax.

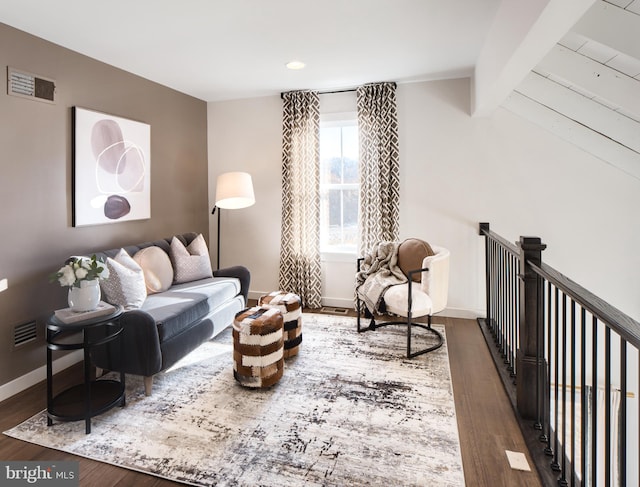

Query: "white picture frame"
<box><xmin>73</xmin><ymin>107</ymin><xmax>150</xmax><ymax>226</ymax></box>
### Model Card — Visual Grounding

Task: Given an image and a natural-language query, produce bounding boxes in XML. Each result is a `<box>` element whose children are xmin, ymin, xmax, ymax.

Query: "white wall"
<box><xmin>208</xmin><ymin>79</ymin><xmax>640</xmax><ymax>322</ymax></box>
<box><xmin>207</xmin><ymin>96</ymin><xmax>283</xmax><ymax>297</ymax></box>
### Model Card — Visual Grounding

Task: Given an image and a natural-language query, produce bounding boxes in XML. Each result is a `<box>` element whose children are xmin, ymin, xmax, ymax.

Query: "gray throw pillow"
<box><xmin>170</xmin><ymin>234</ymin><xmax>213</xmax><ymax>284</ymax></box>
<box><xmin>100</xmin><ymin>248</ymin><xmax>147</xmax><ymax>309</ymax></box>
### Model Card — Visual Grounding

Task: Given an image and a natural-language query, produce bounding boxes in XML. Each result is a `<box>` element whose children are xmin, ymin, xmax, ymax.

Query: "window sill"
<box><xmin>321</xmin><ymin>251</ymin><xmax>357</xmax><ymax>263</ymax></box>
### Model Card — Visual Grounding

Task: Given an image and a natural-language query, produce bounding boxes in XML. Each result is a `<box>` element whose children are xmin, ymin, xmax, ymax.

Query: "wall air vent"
<box><xmin>14</xmin><ymin>321</ymin><xmax>38</xmax><ymax>348</ymax></box>
<box><xmin>7</xmin><ymin>66</ymin><xmax>56</xmax><ymax>104</ymax></box>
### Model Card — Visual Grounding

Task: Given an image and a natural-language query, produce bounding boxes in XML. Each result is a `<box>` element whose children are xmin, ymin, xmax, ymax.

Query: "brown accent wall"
<box><xmin>0</xmin><ymin>23</ymin><xmax>209</xmax><ymax>387</ymax></box>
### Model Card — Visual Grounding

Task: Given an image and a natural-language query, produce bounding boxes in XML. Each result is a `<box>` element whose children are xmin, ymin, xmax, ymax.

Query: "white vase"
<box><xmin>68</xmin><ymin>279</ymin><xmax>101</xmax><ymax>312</ymax></box>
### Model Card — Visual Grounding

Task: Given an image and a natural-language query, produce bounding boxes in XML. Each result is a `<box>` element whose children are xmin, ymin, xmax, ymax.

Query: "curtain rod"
<box><xmin>280</xmin><ymin>82</ymin><xmax>396</xmax><ymax>99</ymax></box>
<box><xmin>280</xmin><ymin>88</ymin><xmax>354</xmax><ymax>99</ymax></box>
<box><xmin>318</xmin><ymin>88</ymin><xmax>356</xmax><ymax>95</ymax></box>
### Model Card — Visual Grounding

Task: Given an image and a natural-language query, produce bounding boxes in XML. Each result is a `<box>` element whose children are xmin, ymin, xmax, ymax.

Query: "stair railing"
<box><xmin>479</xmin><ymin>222</ymin><xmax>640</xmax><ymax>487</ymax></box>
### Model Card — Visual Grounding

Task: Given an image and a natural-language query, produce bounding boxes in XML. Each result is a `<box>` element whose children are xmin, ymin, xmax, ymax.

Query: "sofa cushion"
<box><xmin>170</xmin><ymin>234</ymin><xmax>213</xmax><ymax>284</ymax></box>
<box><xmin>134</xmin><ymin>246</ymin><xmax>174</xmax><ymax>294</ymax></box>
<box><xmin>141</xmin><ymin>277</ymin><xmax>241</xmax><ymax>342</ymax></box>
<box><xmin>100</xmin><ymin>248</ymin><xmax>147</xmax><ymax>309</ymax></box>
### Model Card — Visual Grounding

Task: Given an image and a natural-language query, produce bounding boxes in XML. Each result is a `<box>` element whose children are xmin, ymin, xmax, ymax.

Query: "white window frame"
<box><xmin>319</xmin><ymin>112</ymin><xmax>359</xmax><ymax>260</ymax></box>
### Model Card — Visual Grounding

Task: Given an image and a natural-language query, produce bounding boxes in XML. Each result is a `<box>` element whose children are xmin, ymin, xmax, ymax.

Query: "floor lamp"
<box><xmin>211</xmin><ymin>171</ymin><xmax>255</xmax><ymax>269</ymax></box>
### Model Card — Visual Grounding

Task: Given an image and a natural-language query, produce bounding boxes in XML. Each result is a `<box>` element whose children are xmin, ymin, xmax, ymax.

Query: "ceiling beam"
<box><xmin>471</xmin><ymin>0</ymin><xmax>596</xmax><ymax>117</ymax></box>
<box><xmin>537</xmin><ymin>45</ymin><xmax>640</xmax><ymax>118</ymax></box>
<box><xmin>572</xmin><ymin>0</ymin><xmax>640</xmax><ymax>60</ymax></box>
<box><xmin>517</xmin><ymin>72</ymin><xmax>640</xmax><ymax>153</ymax></box>
<box><xmin>503</xmin><ymin>91</ymin><xmax>640</xmax><ymax>181</ymax></box>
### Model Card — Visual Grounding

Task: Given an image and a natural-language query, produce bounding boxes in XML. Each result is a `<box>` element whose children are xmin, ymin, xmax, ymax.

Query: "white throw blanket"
<box><xmin>355</xmin><ymin>241</ymin><xmax>407</xmax><ymax>314</ymax></box>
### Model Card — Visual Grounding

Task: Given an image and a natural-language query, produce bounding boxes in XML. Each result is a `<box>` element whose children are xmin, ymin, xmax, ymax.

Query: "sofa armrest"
<box><xmin>91</xmin><ymin>310</ymin><xmax>162</xmax><ymax>376</ymax></box>
<box><xmin>214</xmin><ymin>265</ymin><xmax>250</xmax><ymax>303</ymax></box>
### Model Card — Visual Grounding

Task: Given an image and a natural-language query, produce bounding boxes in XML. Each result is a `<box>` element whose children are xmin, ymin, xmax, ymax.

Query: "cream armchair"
<box><xmin>356</xmin><ymin>239</ymin><xmax>450</xmax><ymax>358</ymax></box>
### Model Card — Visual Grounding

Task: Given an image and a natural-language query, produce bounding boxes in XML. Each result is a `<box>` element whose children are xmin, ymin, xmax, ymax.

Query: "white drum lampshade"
<box><xmin>215</xmin><ymin>172</ymin><xmax>255</xmax><ymax>209</ymax></box>
<box><xmin>212</xmin><ymin>171</ymin><xmax>255</xmax><ymax>270</ymax></box>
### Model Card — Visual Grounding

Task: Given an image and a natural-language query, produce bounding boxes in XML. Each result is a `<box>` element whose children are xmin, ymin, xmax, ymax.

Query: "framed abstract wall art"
<box><xmin>72</xmin><ymin>107</ymin><xmax>151</xmax><ymax>226</ymax></box>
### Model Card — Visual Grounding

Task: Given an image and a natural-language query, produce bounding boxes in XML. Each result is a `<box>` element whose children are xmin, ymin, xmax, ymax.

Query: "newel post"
<box><xmin>517</xmin><ymin>236</ymin><xmax>546</xmax><ymax>420</ymax></box>
<box><xmin>479</xmin><ymin>222</ymin><xmax>491</xmax><ymax>326</ymax></box>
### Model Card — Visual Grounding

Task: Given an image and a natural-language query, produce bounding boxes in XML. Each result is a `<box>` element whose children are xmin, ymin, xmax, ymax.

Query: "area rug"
<box><xmin>4</xmin><ymin>314</ymin><xmax>464</xmax><ymax>486</ymax></box>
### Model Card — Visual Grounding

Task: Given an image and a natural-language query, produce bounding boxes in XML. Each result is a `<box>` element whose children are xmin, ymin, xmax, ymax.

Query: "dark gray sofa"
<box><xmin>91</xmin><ymin>232</ymin><xmax>249</xmax><ymax>395</ymax></box>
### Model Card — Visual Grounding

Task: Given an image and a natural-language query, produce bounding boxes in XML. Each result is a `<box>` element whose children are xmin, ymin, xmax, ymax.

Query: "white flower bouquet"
<box><xmin>50</xmin><ymin>255</ymin><xmax>110</xmax><ymax>288</ymax></box>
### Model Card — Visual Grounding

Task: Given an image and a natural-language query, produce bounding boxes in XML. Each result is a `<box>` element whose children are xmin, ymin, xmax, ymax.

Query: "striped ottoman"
<box><xmin>258</xmin><ymin>291</ymin><xmax>302</xmax><ymax>358</ymax></box>
<box><xmin>233</xmin><ymin>306</ymin><xmax>284</xmax><ymax>388</ymax></box>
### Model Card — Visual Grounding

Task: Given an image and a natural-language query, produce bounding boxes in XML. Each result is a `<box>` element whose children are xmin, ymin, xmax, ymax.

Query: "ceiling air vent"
<box><xmin>7</xmin><ymin>66</ymin><xmax>56</xmax><ymax>104</ymax></box>
<box><xmin>14</xmin><ymin>321</ymin><xmax>38</xmax><ymax>348</ymax></box>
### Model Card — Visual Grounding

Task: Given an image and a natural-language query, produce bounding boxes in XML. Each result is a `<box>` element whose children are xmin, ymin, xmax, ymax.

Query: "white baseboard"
<box><xmin>247</xmin><ymin>290</ymin><xmax>268</xmax><ymax>302</ymax></box>
<box><xmin>249</xmin><ymin>291</ymin><xmax>355</xmax><ymax>310</ymax></box>
<box><xmin>321</xmin><ymin>297</ymin><xmax>355</xmax><ymax>309</ymax></box>
<box><xmin>0</xmin><ymin>350</ymin><xmax>82</xmax><ymax>403</ymax></box>
<box><xmin>248</xmin><ymin>290</ymin><xmax>482</xmax><ymax>320</ymax></box>
<box><xmin>439</xmin><ymin>307</ymin><xmax>483</xmax><ymax>320</ymax></box>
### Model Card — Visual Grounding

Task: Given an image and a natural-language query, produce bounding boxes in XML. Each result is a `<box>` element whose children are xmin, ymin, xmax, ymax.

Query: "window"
<box><xmin>319</xmin><ymin>116</ymin><xmax>359</xmax><ymax>254</ymax></box>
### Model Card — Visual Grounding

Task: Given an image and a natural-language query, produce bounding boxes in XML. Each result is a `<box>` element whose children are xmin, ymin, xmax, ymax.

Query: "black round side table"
<box><xmin>46</xmin><ymin>305</ymin><xmax>125</xmax><ymax>434</ymax></box>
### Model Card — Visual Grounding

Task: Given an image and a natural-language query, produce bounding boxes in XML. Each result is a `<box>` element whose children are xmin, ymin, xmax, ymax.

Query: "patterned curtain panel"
<box><xmin>279</xmin><ymin>91</ymin><xmax>322</xmax><ymax>308</ymax></box>
<box><xmin>356</xmin><ymin>82</ymin><xmax>400</xmax><ymax>255</ymax></box>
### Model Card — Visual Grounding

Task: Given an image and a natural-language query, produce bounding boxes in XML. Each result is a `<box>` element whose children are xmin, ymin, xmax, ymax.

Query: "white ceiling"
<box><xmin>509</xmin><ymin>0</ymin><xmax>640</xmax><ymax>175</ymax></box>
<box><xmin>1</xmin><ymin>0</ymin><xmax>638</xmax><ymax>168</ymax></box>
<box><xmin>0</xmin><ymin>0</ymin><xmax>503</xmax><ymax>102</ymax></box>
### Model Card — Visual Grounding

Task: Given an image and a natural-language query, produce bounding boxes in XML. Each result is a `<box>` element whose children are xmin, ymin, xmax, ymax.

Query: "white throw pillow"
<box><xmin>100</xmin><ymin>248</ymin><xmax>147</xmax><ymax>309</ymax></box>
<box><xmin>133</xmin><ymin>246</ymin><xmax>174</xmax><ymax>294</ymax></box>
<box><xmin>170</xmin><ymin>234</ymin><xmax>213</xmax><ymax>284</ymax></box>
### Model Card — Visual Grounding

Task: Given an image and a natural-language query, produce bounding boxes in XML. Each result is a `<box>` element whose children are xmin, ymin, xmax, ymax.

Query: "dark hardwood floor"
<box><xmin>444</xmin><ymin>316</ymin><xmax>542</xmax><ymax>487</ymax></box>
<box><xmin>0</xmin><ymin>313</ymin><xmax>542</xmax><ymax>486</ymax></box>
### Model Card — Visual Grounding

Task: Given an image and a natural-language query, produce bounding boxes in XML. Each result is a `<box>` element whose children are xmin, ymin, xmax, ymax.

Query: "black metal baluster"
<box><xmin>493</xmin><ymin>240</ymin><xmax>498</xmax><ymax>338</ymax></box>
<box><xmin>499</xmin><ymin>245</ymin><xmax>505</xmax><ymax>359</ymax></box>
<box><xmin>491</xmin><ymin>240</ymin><xmax>498</xmax><ymax>339</ymax></box>
<box><xmin>620</xmin><ymin>339</ymin><xmax>626</xmax><ymax>487</ymax></box>
<box><xmin>580</xmin><ymin>308</ymin><xmax>587</xmax><ymax>486</ymax></box>
<box><xmin>544</xmin><ymin>281</ymin><xmax>554</xmax><ymax>455</ymax></box>
<box><xmin>509</xmin><ymin>252</ymin><xmax>516</xmax><ymax>376</ymax></box>
<box><xmin>605</xmin><ymin>326</ymin><xmax>611</xmax><ymax>487</ymax></box>
<box><xmin>591</xmin><ymin>316</ymin><xmax>598</xmax><ymax>487</ymax></box>
<box><xmin>516</xmin><ymin>253</ymin><xmax>521</xmax><ymax>376</ymax></box>
<box><xmin>552</xmin><ymin>286</ymin><xmax>561</xmax><ymax>473</ymax></box>
<box><xmin>534</xmin><ymin>275</ymin><xmax>545</xmax><ymax>433</ymax></box>
<box><xmin>483</xmin><ymin>225</ymin><xmax>492</xmax><ymax>332</ymax></box>
<box><xmin>560</xmin><ymin>292</ymin><xmax>568</xmax><ymax>486</ymax></box>
<box><xmin>495</xmin><ymin>243</ymin><xmax>501</xmax><ymax>347</ymax></box>
<box><xmin>511</xmin><ymin>254</ymin><xmax>520</xmax><ymax>375</ymax></box>
<box><xmin>570</xmin><ymin>299</ymin><xmax>576</xmax><ymax>486</ymax></box>
<box><xmin>505</xmin><ymin>248</ymin><xmax>511</xmax><ymax>370</ymax></box>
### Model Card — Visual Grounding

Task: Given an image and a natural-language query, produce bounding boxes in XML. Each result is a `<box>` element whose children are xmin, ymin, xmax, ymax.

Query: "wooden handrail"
<box><xmin>529</xmin><ymin>261</ymin><xmax>640</xmax><ymax>349</ymax></box>
<box><xmin>479</xmin><ymin>222</ymin><xmax>520</xmax><ymax>255</ymax></box>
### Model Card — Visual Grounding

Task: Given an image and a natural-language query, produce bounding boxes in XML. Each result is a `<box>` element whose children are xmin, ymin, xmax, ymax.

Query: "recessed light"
<box><xmin>286</xmin><ymin>61</ymin><xmax>306</xmax><ymax>70</ymax></box>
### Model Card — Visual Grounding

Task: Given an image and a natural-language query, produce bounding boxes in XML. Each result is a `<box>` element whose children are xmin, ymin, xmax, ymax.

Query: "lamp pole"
<box><xmin>211</xmin><ymin>205</ymin><xmax>220</xmax><ymax>270</ymax></box>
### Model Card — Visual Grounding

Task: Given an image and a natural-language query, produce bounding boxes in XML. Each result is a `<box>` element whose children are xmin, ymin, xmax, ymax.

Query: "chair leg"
<box><xmin>356</xmin><ymin>294</ymin><xmax>377</xmax><ymax>332</ymax></box>
<box><xmin>407</xmin><ymin>314</ymin><xmax>444</xmax><ymax>359</ymax></box>
<box><xmin>407</xmin><ymin>312</ymin><xmax>412</xmax><ymax>358</ymax></box>
<box><xmin>357</xmin><ymin>295</ymin><xmax>364</xmax><ymax>332</ymax></box>
<box><xmin>357</xmin><ymin>296</ymin><xmax>442</xmax><ymax>357</ymax></box>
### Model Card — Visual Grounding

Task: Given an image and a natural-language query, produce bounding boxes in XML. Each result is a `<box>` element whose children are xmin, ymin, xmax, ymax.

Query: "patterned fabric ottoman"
<box><xmin>233</xmin><ymin>306</ymin><xmax>284</xmax><ymax>388</ymax></box>
<box><xmin>258</xmin><ymin>291</ymin><xmax>302</xmax><ymax>358</ymax></box>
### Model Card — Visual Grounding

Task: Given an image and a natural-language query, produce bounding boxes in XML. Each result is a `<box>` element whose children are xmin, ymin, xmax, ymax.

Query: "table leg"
<box><xmin>46</xmin><ymin>332</ymin><xmax>53</xmax><ymax>427</ymax></box>
<box><xmin>84</xmin><ymin>331</ymin><xmax>92</xmax><ymax>434</ymax></box>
